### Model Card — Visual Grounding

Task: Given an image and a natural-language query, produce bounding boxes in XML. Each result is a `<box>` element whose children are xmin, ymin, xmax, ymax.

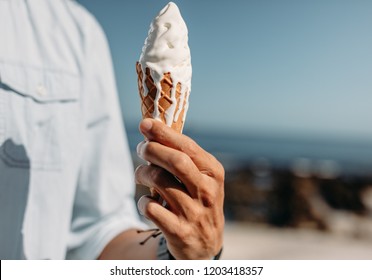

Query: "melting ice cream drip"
<box><xmin>139</xmin><ymin>2</ymin><xmax>192</xmax><ymax>126</ymax></box>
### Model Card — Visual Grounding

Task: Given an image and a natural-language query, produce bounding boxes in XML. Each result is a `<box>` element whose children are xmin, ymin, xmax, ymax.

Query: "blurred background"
<box><xmin>77</xmin><ymin>0</ymin><xmax>372</xmax><ymax>259</ymax></box>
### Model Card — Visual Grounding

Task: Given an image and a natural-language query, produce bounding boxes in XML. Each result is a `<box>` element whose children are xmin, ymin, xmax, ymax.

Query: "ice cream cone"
<box><xmin>136</xmin><ymin>2</ymin><xmax>191</xmax><ymax>200</ymax></box>
<box><xmin>136</xmin><ymin>62</ymin><xmax>188</xmax><ymax>133</ymax></box>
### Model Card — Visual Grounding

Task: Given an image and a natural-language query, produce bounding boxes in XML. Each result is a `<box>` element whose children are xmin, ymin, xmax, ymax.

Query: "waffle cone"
<box><xmin>136</xmin><ymin>62</ymin><xmax>187</xmax><ymax>133</ymax></box>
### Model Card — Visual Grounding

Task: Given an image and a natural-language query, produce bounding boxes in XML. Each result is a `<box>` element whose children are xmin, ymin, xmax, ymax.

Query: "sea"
<box><xmin>126</xmin><ymin>125</ymin><xmax>372</xmax><ymax>178</ymax></box>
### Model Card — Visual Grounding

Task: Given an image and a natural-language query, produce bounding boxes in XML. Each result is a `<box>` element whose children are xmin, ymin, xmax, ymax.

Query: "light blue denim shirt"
<box><xmin>0</xmin><ymin>0</ymin><xmax>145</xmax><ymax>259</ymax></box>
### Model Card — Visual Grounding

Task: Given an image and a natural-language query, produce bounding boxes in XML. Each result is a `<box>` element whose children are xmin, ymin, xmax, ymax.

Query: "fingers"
<box><xmin>135</xmin><ymin>119</ymin><xmax>225</xmax><ymax>260</ymax></box>
<box><xmin>139</xmin><ymin>119</ymin><xmax>222</xmax><ymax>177</ymax></box>
<box><xmin>135</xmin><ymin>164</ymin><xmax>195</xmax><ymax>215</ymax></box>
<box><xmin>137</xmin><ymin>140</ymin><xmax>203</xmax><ymax>198</ymax></box>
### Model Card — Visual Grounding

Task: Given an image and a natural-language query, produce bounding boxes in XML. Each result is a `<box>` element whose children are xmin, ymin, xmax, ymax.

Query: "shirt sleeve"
<box><xmin>66</xmin><ymin>11</ymin><xmax>146</xmax><ymax>259</ymax></box>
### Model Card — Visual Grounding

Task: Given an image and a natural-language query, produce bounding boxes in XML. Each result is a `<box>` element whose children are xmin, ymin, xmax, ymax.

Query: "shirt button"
<box><xmin>36</xmin><ymin>84</ymin><xmax>47</xmax><ymax>96</ymax></box>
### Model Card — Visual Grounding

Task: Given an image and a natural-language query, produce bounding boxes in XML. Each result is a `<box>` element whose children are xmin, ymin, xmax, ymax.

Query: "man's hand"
<box><xmin>135</xmin><ymin>118</ymin><xmax>225</xmax><ymax>260</ymax></box>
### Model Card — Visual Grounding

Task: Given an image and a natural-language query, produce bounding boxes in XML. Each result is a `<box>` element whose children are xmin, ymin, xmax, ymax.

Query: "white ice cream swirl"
<box><xmin>139</xmin><ymin>2</ymin><xmax>192</xmax><ymax>127</ymax></box>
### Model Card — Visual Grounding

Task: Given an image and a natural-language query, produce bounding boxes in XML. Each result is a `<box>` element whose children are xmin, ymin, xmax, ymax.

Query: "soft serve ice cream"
<box><xmin>136</xmin><ymin>2</ymin><xmax>192</xmax><ymax>132</ymax></box>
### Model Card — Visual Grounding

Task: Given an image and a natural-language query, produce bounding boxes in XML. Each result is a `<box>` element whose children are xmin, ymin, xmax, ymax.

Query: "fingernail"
<box><xmin>137</xmin><ymin>201</ymin><xmax>143</xmax><ymax>215</ymax></box>
<box><xmin>137</xmin><ymin>196</ymin><xmax>145</xmax><ymax>216</ymax></box>
<box><xmin>140</xmin><ymin>119</ymin><xmax>153</xmax><ymax>133</ymax></box>
<box><xmin>136</xmin><ymin>141</ymin><xmax>147</xmax><ymax>158</ymax></box>
<box><xmin>134</xmin><ymin>165</ymin><xmax>142</xmax><ymax>185</ymax></box>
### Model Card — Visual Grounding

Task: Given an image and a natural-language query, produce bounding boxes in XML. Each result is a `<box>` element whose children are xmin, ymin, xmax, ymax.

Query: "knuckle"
<box><xmin>201</xmin><ymin>154</ymin><xmax>225</xmax><ymax>183</ymax></box>
<box><xmin>171</xmin><ymin>153</ymin><xmax>191</xmax><ymax>171</ymax></box>
<box><xmin>182</xmin><ymin>138</ymin><xmax>198</xmax><ymax>157</ymax></box>
<box><xmin>210</xmin><ymin>156</ymin><xmax>225</xmax><ymax>182</ymax></box>
<box><xmin>183</xmin><ymin>203</ymin><xmax>204</xmax><ymax>224</ymax></box>
<box><xmin>215</xmin><ymin>161</ymin><xmax>225</xmax><ymax>182</ymax></box>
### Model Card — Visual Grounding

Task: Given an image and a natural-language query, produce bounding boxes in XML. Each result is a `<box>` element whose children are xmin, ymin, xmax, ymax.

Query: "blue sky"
<box><xmin>78</xmin><ymin>0</ymin><xmax>372</xmax><ymax>140</ymax></box>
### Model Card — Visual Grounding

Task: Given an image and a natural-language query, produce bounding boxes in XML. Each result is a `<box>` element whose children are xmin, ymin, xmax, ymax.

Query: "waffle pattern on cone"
<box><xmin>136</xmin><ymin>62</ymin><xmax>187</xmax><ymax>133</ymax></box>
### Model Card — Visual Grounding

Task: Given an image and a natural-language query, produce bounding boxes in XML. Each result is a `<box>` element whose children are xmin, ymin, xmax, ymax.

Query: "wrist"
<box><xmin>156</xmin><ymin>236</ymin><xmax>223</xmax><ymax>260</ymax></box>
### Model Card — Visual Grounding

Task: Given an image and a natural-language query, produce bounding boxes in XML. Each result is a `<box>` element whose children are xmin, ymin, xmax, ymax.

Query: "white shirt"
<box><xmin>0</xmin><ymin>0</ymin><xmax>145</xmax><ymax>259</ymax></box>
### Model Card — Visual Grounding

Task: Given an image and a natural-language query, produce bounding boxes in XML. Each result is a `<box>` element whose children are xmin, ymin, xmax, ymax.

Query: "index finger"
<box><xmin>139</xmin><ymin>119</ymin><xmax>219</xmax><ymax>174</ymax></box>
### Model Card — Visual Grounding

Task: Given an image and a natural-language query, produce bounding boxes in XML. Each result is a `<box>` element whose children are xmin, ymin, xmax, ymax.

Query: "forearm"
<box><xmin>98</xmin><ymin>229</ymin><xmax>159</xmax><ymax>260</ymax></box>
